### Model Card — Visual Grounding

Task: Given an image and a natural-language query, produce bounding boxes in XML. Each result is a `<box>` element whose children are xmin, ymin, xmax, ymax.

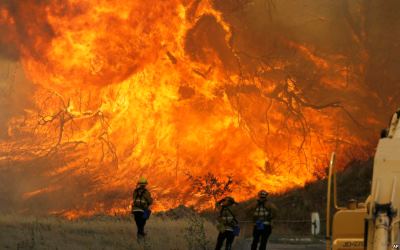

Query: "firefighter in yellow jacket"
<box><xmin>251</xmin><ymin>190</ymin><xmax>277</xmax><ymax>250</ymax></box>
<box><xmin>215</xmin><ymin>196</ymin><xmax>239</xmax><ymax>250</ymax></box>
<box><xmin>131</xmin><ymin>177</ymin><xmax>153</xmax><ymax>239</ymax></box>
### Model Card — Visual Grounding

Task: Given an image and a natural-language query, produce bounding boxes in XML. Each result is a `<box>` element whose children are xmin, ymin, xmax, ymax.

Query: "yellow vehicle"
<box><xmin>326</xmin><ymin>110</ymin><xmax>400</xmax><ymax>250</ymax></box>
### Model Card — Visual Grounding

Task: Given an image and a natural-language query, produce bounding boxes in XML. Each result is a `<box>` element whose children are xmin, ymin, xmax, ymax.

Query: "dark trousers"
<box><xmin>215</xmin><ymin>230</ymin><xmax>235</xmax><ymax>250</ymax></box>
<box><xmin>251</xmin><ymin>225</ymin><xmax>272</xmax><ymax>250</ymax></box>
<box><xmin>133</xmin><ymin>211</ymin><xmax>147</xmax><ymax>236</ymax></box>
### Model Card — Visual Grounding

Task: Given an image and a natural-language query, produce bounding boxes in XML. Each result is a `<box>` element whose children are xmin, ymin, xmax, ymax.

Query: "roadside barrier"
<box><xmin>235</xmin><ymin>219</ymin><xmax>326</xmax><ymax>238</ymax></box>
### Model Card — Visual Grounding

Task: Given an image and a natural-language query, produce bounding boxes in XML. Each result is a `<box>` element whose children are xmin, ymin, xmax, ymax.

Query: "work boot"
<box><xmin>137</xmin><ymin>233</ymin><xmax>145</xmax><ymax>243</ymax></box>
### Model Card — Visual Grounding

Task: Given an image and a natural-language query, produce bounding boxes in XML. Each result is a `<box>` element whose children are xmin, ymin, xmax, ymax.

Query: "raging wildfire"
<box><xmin>0</xmin><ymin>0</ymin><xmax>399</xmax><ymax>219</ymax></box>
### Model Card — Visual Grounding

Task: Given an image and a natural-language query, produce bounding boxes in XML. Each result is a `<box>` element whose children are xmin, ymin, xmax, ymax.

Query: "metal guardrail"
<box><xmin>235</xmin><ymin>219</ymin><xmax>326</xmax><ymax>238</ymax></box>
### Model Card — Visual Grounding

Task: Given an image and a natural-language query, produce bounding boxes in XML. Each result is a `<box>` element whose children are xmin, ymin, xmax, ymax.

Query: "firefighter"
<box><xmin>215</xmin><ymin>196</ymin><xmax>239</xmax><ymax>250</ymax></box>
<box><xmin>251</xmin><ymin>190</ymin><xmax>277</xmax><ymax>250</ymax></box>
<box><xmin>131</xmin><ymin>177</ymin><xmax>153</xmax><ymax>239</ymax></box>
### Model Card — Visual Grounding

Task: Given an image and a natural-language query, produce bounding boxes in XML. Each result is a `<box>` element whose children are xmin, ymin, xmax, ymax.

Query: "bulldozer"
<box><xmin>326</xmin><ymin>110</ymin><xmax>400</xmax><ymax>250</ymax></box>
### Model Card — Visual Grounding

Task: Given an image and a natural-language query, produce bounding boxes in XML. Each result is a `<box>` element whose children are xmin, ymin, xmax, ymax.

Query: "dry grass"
<box><xmin>0</xmin><ymin>214</ymin><xmax>222</xmax><ymax>250</ymax></box>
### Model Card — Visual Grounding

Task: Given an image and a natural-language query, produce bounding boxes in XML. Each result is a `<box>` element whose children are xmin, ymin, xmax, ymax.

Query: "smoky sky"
<box><xmin>0</xmin><ymin>0</ymin><xmax>55</xmax><ymax>60</ymax></box>
<box><xmin>0</xmin><ymin>60</ymin><xmax>35</xmax><ymax>139</ymax></box>
<box><xmin>214</xmin><ymin>0</ymin><xmax>400</xmax><ymax>131</ymax></box>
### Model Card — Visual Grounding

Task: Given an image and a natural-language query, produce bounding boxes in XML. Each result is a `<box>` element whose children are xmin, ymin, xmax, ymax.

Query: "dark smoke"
<box><xmin>0</xmin><ymin>0</ymin><xmax>54</xmax><ymax>60</ymax></box>
<box><xmin>0</xmin><ymin>59</ymin><xmax>35</xmax><ymax>139</ymax></box>
<box><xmin>212</xmin><ymin>0</ymin><xmax>400</xmax><ymax>140</ymax></box>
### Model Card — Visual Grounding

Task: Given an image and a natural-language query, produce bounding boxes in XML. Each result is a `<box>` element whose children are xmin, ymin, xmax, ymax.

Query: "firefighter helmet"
<box><xmin>258</xmin><ymin>190</ymin><xmax>269</xmax><ymax>199</ymax></box>
<box><xmin>138</xmin><ymin>177</ymin><xmax>148</xmax><ymax>185</ymax></box>
<box><xmin>223</xmin><ymin>196</ymin><xmax>237</xmax><ymax>205</ymax></box>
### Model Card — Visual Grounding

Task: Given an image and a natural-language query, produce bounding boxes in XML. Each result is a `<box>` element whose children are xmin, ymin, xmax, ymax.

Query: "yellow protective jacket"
<box><xmin>253</xmin><ymin>200</ymin><xmax>277</xmax><ymax>225</ymax></box>
<box><xmin>132</xmin><ymin>187</ymin><xmax>153</xmax><ymax>212</ymax></box>
<box><xmin>217</xmin><ymin>206</ymin><xmax>238</xmax><ymax>232</ymax></box>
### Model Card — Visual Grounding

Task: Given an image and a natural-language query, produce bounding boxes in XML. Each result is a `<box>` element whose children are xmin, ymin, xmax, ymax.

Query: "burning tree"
<box><xmin>186</xmin><ymin>172</ymin><xmax>236</xmax><ymax>207</ymax></box>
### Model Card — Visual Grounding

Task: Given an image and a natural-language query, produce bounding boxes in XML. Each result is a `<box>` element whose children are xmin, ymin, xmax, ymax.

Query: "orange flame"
<box><xmin>0</xmin><ymin>0</ymin><xmax>376</xmax><ymax>216</ymax></box>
